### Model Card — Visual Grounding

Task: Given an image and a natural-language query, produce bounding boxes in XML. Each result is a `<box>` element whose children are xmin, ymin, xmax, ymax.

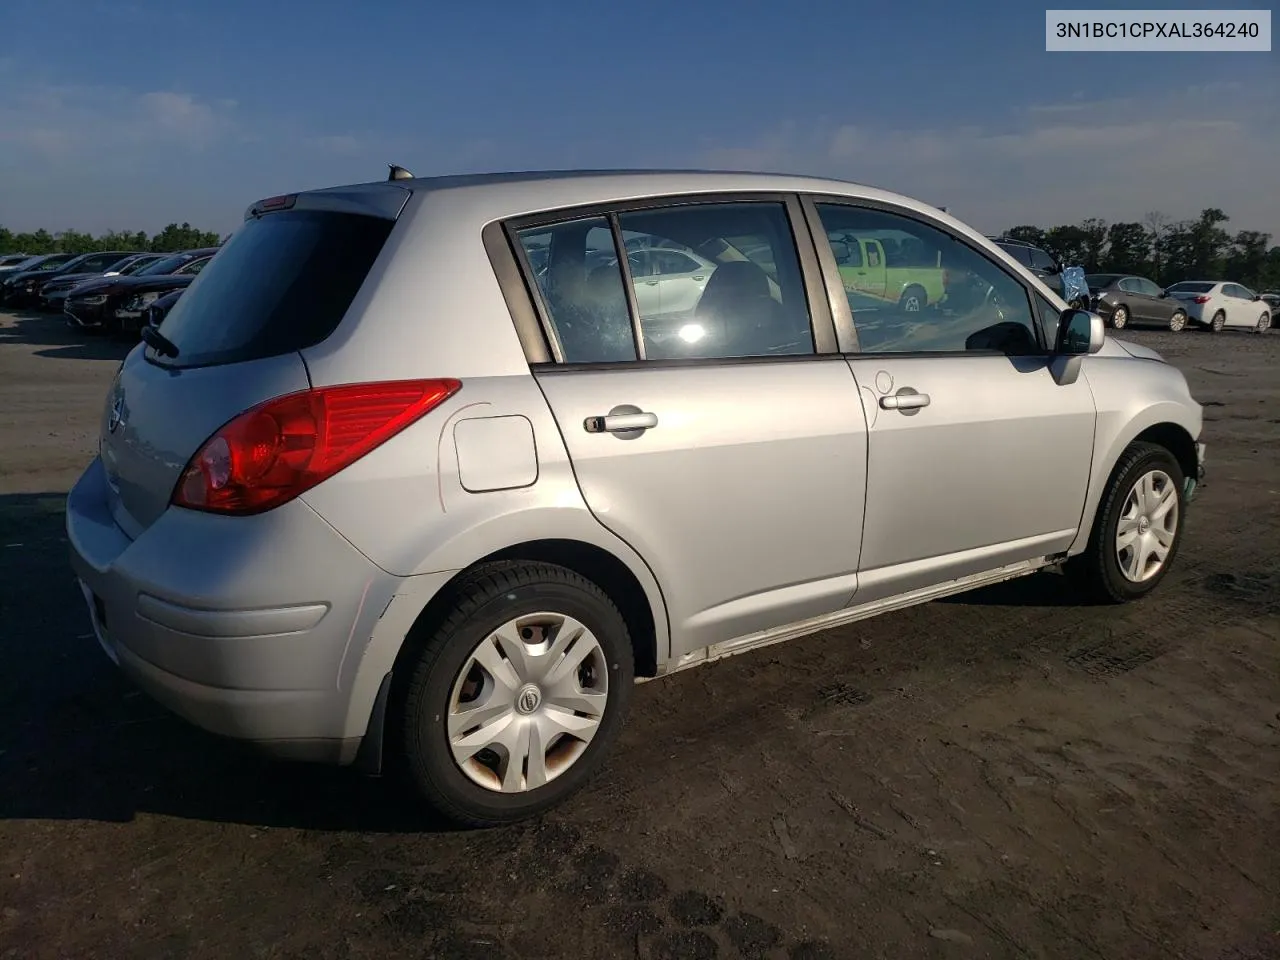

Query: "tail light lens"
<box><xmin>172</xmin><ymin>379</ymin><xmax>461</xmax><ymax>515</ymax></box>
<box><xmin>1193</xmin><ymin>295</ymin><xmax>1210</xmax><ymax>304</ymax></box>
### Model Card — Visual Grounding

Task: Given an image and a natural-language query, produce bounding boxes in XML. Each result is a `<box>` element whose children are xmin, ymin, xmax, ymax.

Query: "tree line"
<box><xmin>1002</xmin><ymin>208</ymin><xmax>1278</xmax><ymax>292</ymax></box>
<box><xmin>3</xmin><ymin>207</ymin><xmax>1277</xmax><ymax>292</ymax></box>
<box><xmin>0</xmin><ymin>223</ymin><xmax>225</xmax><ymax>257</ymax></box>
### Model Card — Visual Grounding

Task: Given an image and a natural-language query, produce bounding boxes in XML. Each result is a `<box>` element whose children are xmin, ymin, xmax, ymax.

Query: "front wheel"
<box><xmin>1169</xmin><ymin>310</ymin><xmax>1187</xmax><ymax>332</ymax></box>
<box><xmin>394</xmin><ymin>561</ymin><xmax>634</xmax><ymax>827</ymax></box>
<box><xmin>1066</xmin><ymin>441</ymin><xmax>1185</xmax><ymax>604</ymax></box>
<box><xmin>1256</xmin><ymin>312</ymin><xmax>1271</xmax><ymax>334</ymax></box>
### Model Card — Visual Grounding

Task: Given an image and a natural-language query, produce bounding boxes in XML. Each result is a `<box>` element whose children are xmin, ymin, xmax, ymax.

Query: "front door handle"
<box><xmin>585</xmin><ymin>411</ymin><xmax>658</xmax><ymax>434</ymax></box>
<box><xmin>880</xmin><ymin>391</ymin><xmax>930</xmax><ymax>410</ymax></box>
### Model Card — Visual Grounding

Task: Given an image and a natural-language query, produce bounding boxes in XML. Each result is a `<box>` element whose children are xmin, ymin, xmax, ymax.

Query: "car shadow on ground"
<box><xmin>0</xmin><ymin>492</ymin><xmax>463</xmax><ymax>835</ymax></box>
<box><xmin>937</xmin><ymin>569</ymin><xmax>1088</xmax><ymax>607</ymax></box>
<box><xmin>0</xmin><ymin>310</ymin><xmax>134</xmax><ymax>361</ymax></box>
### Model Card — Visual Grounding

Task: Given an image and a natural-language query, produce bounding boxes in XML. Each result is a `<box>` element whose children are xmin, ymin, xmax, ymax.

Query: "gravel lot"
<box><xmin>1</xmin><ymin>309</ymin><xmax>1277</xmax><ymax>960</ymax></box>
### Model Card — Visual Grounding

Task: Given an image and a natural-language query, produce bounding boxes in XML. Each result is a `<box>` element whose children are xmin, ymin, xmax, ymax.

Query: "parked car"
<box><xmin>0</xmin><ymin>252</ymin><xmax>76</xmax><ymax>306</ymax></box>
<box><xmin>988</xmin><ymin>236</ymin><xmax>1065</xmax><ymax>295</ymax></box>
<box><xmin>1260</xmin><ymin>291</ymin><xmax>1280</xmax><ymax>313</ymax></box>
<box><xmin>141</xmin><ymin>288</ymin><xmax>185</xmax><ymax>330</ymax></box>
<box><xmin>1164</xmin><ymin>280</ymin><xmax>1272</xmax><ymax>333</ymax></box>
<box><xmin>1085</xmin><ymin>274</ymin><xmax>1190</xmax><ymax>331</ymax></box>
<box><xmin>112</xmin><ymin>257</ymin><xmax>216</xmax><ymax>335</ymax></box>
<box><xmin>0</xmin><ymin>253</ymin><xmax>33</xmax><ymax>274</ymax></box>
<box><xmin>37</xmin><ymin>253</ymin><xmax>167</xmax><ymax>312</ymax></box>
<box><xmin>27</xmin><ymin>251</ymin><xmax>136</xmax><ymax>305</ymax></box>
<box><xmin>67</xmin><ymin>169</ymin><xmax>1206</xmax><ymax>827</ymax></box>
<box><xmin>63</xmin><ymin>248</ymin><xmax>219</xmax><ymax>334</ymax></box>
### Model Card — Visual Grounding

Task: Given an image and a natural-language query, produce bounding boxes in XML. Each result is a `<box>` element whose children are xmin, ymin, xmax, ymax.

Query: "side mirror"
<box><xmin>1055</xmin><ymin>308</ymin><xmax>1105</xmax><ymax>356</ymax></box>
<box><xmin>829</xmin><ymin>241</ymin><xmax>852</xmax><ymax>264</ymax></box>
<box><xmin>1253</xmin><ymin>294</ymin><xmax>1262</xmax><ymax>301</ymax></box>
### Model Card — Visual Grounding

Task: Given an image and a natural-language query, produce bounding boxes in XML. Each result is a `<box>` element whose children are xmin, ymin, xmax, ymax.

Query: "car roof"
<box><xmin>277</xmin><ymin>168</ymin><xmax>966</xmax><ymax>228</ymax></box>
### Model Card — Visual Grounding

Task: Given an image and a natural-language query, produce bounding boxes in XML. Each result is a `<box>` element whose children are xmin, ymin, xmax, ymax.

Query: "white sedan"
<box><xmin>1165</xmin><ymin>280</ymin><xmax>1272</xmax><ymax>333</ymax></box>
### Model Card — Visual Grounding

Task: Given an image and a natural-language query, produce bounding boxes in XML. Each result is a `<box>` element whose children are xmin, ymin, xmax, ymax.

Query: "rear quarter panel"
<box><xmin>297</xmin><ymin>189</ymin><xmax>672</xmax><ymax>663</ymax></box>
<box><xmin>1069</xmin><ymin>355</ymin><xmax>1203</xmax><ymax>555</ymax></box>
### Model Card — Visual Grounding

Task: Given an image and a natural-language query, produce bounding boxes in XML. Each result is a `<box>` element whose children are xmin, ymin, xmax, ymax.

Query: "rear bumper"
<box><xmin>66</xmin><ymin>456</ymin><xmax>413</xmax><ymax>764</ymax></box>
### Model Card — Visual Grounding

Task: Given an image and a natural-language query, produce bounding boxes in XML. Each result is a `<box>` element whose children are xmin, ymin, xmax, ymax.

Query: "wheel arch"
<box><xmin>390</xmin><ymin>539</ymin><xmax>663</xmax><ymax>682</ymax></box>
<box><xmin>1068</xmin><ymin>403</ymin><xmax>1200</xmax><ymax>556</ymax></box>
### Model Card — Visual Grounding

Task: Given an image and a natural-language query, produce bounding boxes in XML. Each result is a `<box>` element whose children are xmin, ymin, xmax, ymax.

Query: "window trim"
<box><xmin>486</xmin><ymin>191</ymin><xmax>839</xmax><ymax>369</ymax></box>
<box><xmin>796</xmin><ymin>193</ymin><xmax>1052</xmax><ymax>358</ymax></box>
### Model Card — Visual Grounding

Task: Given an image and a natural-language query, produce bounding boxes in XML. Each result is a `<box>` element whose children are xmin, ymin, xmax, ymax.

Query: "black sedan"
<box><xmin>0</xmin><ymin>253</ymin><xmax>77</xmax><ymax>306</ymax></box>
<box><xmin>2</xmin><ymin>250</ymin><xmax>135</xmax><ymax>309</ymax></box>
<box><xmin>64</xmin><ymin>248</ymin><xmax>218</xmax><ymax>334</ymax></box>
<box><xmin>1086</xmin><ymin>273</ymin><xmax>1190</xmax><ymax>332</ymax></box>
<box><xmin>142</xmin><ymin>288</ymin><xmax>185</xmax><ymax>329</ymax></box>
<box><xmin>36</xmin><ymin>253</ymin><xmax>166</xmax><ymax>312</ymax></box>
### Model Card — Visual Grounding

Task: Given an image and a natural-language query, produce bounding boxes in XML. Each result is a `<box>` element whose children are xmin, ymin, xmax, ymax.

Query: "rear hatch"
<box><xmin>98</xmin><ymin>185</ymin><xmax>409</xmax><ymax>538</ymax></box>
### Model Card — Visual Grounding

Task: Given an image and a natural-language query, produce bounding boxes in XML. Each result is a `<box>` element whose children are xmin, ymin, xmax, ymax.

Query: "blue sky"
<box><xmin>1</xmin><ymin>0</ymin><xmax>1276</xmax><ymax>237</ymax></box>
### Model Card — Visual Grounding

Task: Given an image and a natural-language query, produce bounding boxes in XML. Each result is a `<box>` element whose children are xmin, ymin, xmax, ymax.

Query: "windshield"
<box><xmin>118</xmin><ymin>257</ymin><xmax>157</xmax><ymax>276</ymax></box>
<box><xmin>137</xmin><ymin>254</ymin><xmax>191</xmax><ymax>276</ymax></box>
<box><xmin>155</xmin><ymin>208</ymin><xmax>394</xmax><ymax>368</ymax></box>
<box><xmin>31</xmin><ymin>255</ymin><xmax>72</xmax><ymax>272</ymax></box>
<box><xmin>1166</xmin><ymin>281</ymin><xmax>1214</xmax><ymax>293</ymax></box>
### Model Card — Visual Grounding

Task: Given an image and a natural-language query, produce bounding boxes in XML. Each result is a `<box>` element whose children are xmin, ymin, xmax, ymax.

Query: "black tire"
<box><xmin>1169</xmin><ymin>310</ymin><xmax>1187</xmax><ymax>332</ymax></box>
<box><xmin>394</xmin><ymin>560</ymin><xmax>634</xmax><ymax>827</ymax></box>
<box><xmin>1066</xmin><ymin>441</ymin><xmax>1185</xmax><ymax>604</ymax></box>
<box><xmin>1210</xmin><ymin>310</ymin><xmax>1226</xmax><ymax>332</ymax></box>
<box><xmin>1110</xmin><ymin>305</ymin><xmax>1129</xmax><ymax>329</ymax></box>
<box><xmin>1256</xmin><ymin>312</ymin><xmax>1271</xmax><ymax>334</ymax></box>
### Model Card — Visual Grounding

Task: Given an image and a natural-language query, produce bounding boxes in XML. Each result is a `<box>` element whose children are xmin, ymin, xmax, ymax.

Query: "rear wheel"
<box><xmin>1210</xmin><ymin>310</ymin><xmax>1226</xmax><ymax>332</ymax></box>
<box><xmin>898</xmin><ymin>285</ymin><xmax>926</xmax><ymax>313</ymax></box>
<box><xmin>1169</xmin><ymin>310</ymin><xmax>1187</xmax><ymax>332</ymax></box>
<box><xmin>1066</xmin><ymin>441</ymin><xmax>1184</xmax><ymax>604</ymax></box>
<box><xmin>395</xmin><ymin>561</ymin><xmax>634</xmax><ymax>827</ymax></box>
<box><xmin>1109</xmin><ymin>305</ymin><xmax>1129</xmax><ymax>329</ymax></box>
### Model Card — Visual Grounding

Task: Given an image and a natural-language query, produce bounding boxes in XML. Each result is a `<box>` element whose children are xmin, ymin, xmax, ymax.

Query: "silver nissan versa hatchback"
<box><xmin>67</xmin><ymin>168</ymin><xmax>1206</xmax><ymax>826</ymax></box>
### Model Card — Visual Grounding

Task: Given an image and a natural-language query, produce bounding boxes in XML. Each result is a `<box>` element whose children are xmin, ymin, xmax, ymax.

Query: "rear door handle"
<box><xmin>585</xmin><ymin>411</ymin><xmax>658</xmax><ymax>434</ymax></box>
<box><xmin>880</xmin><ymin>392</ymin><xmax>930</xmax><ymax>410</ymax></box>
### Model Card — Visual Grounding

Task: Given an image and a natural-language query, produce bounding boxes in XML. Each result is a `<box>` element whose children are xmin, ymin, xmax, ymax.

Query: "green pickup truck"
<box><xmin>827</xmin><ymin>231</ymin><xmax>946</xmax><ymax>312</ymax></box>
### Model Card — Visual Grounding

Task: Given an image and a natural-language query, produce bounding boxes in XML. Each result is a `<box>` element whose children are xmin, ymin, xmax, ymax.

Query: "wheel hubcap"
<box><xmin>447</xmin><ymin>613</ymin><xmax>609</xmax><ymax>794</ymax></box>
<box><xmin>1115</xmin><ymin>469</ymin><xmax>1178</xmax><ymax>583</ymax></box>
<box><xmin>1114</xmin><ymin>310</ymin><xmax>1126</xmax><ymax>327</ymax></box>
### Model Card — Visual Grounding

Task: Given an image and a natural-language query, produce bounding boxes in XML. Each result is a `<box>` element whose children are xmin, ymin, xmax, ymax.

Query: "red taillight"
<box><xmin>258</xmin><ymin>194</ymin><xmax>296</xmax><ymax>212</ymax></box>
<box><xmin>172</xmin><ymin>379</ymin><xmax>461</xmax><ymax>515</ymax></box>
<box><xmin>1193</xmin><ymin>295</ymin><xmax>1210</xmax><ymax>304</ymax></box>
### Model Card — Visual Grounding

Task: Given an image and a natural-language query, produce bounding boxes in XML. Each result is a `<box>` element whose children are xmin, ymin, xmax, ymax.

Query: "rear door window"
<box><xmin>153</xmin><ymin>209</ymin><xmax>394</xmax><ymax>368</ymax></box>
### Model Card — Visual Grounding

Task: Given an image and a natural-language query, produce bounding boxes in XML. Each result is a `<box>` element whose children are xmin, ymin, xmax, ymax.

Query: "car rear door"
<box><xmin>507</xmin><ymin>195</ymin><xmax>868</xmax><ymax>660</ymax></box>
<box><xmin>803</xmin><ymin>196</ymin><xmax>1097</xmax><ymax>603</ymax></box>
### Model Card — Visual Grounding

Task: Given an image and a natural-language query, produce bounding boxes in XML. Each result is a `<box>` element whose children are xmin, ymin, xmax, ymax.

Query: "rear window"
<box><xmin>153</xmin><ymin>209</ymin><xmax>394</xmax><ymax>368</ymax></box>
<box><xmin>1167</xmin><ymin>281</ymin><xmax>1214</xmax><ymax>293</ymax></box>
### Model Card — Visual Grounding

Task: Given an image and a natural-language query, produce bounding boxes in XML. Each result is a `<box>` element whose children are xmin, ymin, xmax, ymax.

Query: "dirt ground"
<box><xmin>1</xmin><ymin>309</ymin><xmax>1277</xmax><ymax>960</ymax></box>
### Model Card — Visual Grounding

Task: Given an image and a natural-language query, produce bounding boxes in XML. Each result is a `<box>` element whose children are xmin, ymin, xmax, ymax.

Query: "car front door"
<box><xmin>805</xmin><ymin>197</ymin><xmax>1097</xmax><ymax>603</ymax></box>
<box><xmin>511</xmin><ymin>197</ymin><xmax>867</xmax><ymax>661</ymax></box>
